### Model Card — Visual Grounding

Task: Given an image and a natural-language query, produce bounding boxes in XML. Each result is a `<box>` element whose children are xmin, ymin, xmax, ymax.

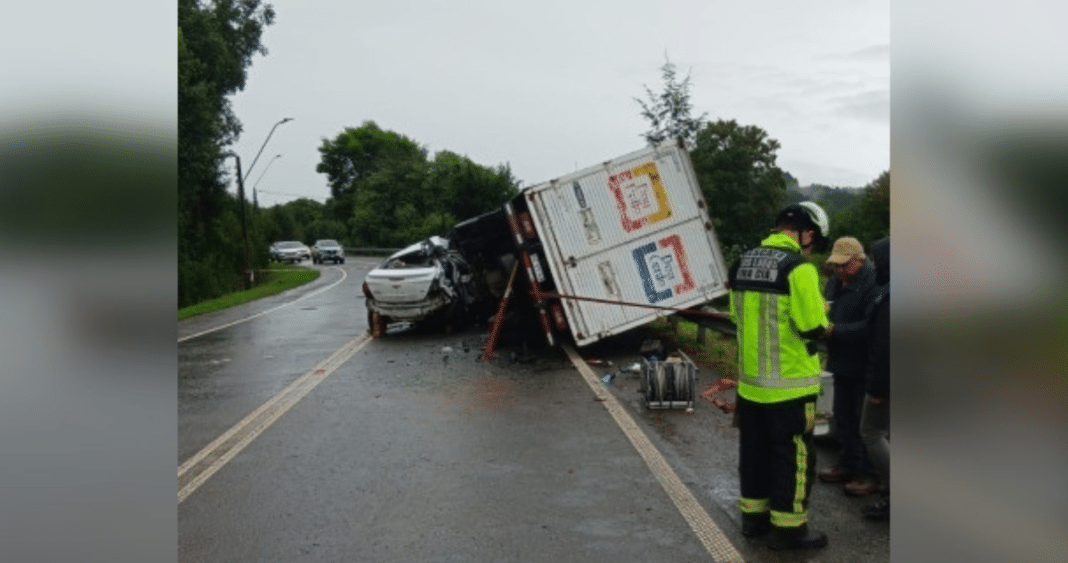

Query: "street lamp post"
<box><xmin>243</xmin><ymin>117</ymin><xmax>293</xmax><ymax>184</ymax></box>
<box><xmin>224</xmin><ymin>151</ymin><xmax>253</xmax><ymax>290</ymax></box>
<box><xmin>252</xmin><ymin>154</ymin><xmax>283</xmax><ymax>204</ymax></box>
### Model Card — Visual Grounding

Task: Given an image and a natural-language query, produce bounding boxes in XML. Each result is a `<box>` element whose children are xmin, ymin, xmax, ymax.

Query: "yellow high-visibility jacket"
<box><xmin>728</xmin><ymin>233</ymin><xmax>829</xmax><ymax>403</ymax></box>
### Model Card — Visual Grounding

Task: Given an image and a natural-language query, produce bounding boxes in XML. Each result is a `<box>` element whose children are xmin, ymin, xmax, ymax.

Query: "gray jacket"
<box><xmin>823</xmin><ymin>259</ymin><xmax>879</xmax><ymax>378</ymax></box>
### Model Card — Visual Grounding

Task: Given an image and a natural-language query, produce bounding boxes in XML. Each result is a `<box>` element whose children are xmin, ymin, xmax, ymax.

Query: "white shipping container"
<box><xmin>521</xmin><ymin>142</ymin><xmax>730</xmax><ymax>346</ymax></box>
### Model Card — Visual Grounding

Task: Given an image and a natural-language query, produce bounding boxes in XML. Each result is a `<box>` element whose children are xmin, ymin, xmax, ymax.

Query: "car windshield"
<box><xmin>278</xmin><ymin>242</ymin><xmax>303</xmax><ymax>249</ymax></box>
<box><xmin>316</xmin><ymin>240</ymin><xmax>339</xmax><ymax>246</ymax></box>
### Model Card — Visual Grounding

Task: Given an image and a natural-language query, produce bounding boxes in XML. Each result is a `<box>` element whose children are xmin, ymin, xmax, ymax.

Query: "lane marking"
<box><xmin>563</xmin><ymin>344</ymin><xmax>745</xmax><ymax>563</ymax></box>
<box><xmin>178</xmin><ymin>333</ymin><xmax>372</xmax><ymax>504</ymax></box>
<box><xmin>178</xmin><ymin>266</ymin><xmax>348</xmax><ymax>343</ymax></box>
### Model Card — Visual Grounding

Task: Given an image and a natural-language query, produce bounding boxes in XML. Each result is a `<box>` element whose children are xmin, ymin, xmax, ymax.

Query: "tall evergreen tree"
<box><xmin>635</xmin><ymin>55</ymin><xmax>709</xmax><ymax>148</ymax></box>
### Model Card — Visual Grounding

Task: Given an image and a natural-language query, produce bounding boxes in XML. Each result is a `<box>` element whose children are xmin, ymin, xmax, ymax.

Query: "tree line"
<box><xmin>635</xmin><ymin>56</ymin><xmax>889</xmax><ymax>265</ymax></box>
<box><xmin>179</xmin><ymin>0</ymin><xmax>275</xmax><ymax>307</ymax></box>
<box><xmin>253</xmin><ymin>123</ymin><xmax>521</xmax><ymax>251</ymax></box>
<box><xmin>179</xmin><ymin>4</ymin><xmax>888</xmax><ymax>309</ymax></box>
<box><xmin>178</xmin><ymin>2</ymin><xmax>519</xmax><ymax>308</ymax></box>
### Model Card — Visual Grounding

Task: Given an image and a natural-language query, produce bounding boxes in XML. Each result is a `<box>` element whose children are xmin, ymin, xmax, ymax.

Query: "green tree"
<box><xmin>316</xmin><ymin>121</ymin><xmax>427</xmax><ymax>201</ymax></box>
<box><xmin>690</xmin><ymin>119</ymin><xmax>789</xmax><ymax>263</ymax></box>
<box><xmin>178</xmin><ymin>0</ymin><xmax>276</xmax><ymax>307</ymax></box>
<box><xmin>830</xmin><ymin>170</ymin><xmax>890</xmax><ymax>247</ymax></box>
<box><xmin>635</xmin><ymin>55</ymin><xmax>709</xmax><ymax>148</ymax></box>
<box><xmin>305</xmin><ymin>218</ymin><xmax>349</xmax><ymax>244</ymax></box>
<box><xmin>818</xmin><ymin>186</ymin><xmax>863</xmax><ymax>213</ymax></box>
<box><xmin>317</xmin><ymin>123</ymin><xmax>519</xmax><ymax>247</ymax></box>
<box><xmin>316</xmin><ymin>122</ymin><xmax>429</xmax><ymax>246</ymax></box>
<box><xmin>424</xmin><ymin>150</ymin><xmax>520</xmax><ymax>223</ymax></box>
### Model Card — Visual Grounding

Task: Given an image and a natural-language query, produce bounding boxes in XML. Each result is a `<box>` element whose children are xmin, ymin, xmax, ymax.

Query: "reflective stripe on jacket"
<box><xmin>729</xmin><ymin>233</ymin><xmax>828</xmax><ymax>404</ymax></box>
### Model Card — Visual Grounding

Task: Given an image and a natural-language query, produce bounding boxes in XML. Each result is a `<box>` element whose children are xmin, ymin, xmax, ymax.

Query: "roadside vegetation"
<box><xmin>178</xmin><ymin>263</ymin><xmax>320</xmax><ymax>320</ymax></box>
<box><xmin>644</xmin><ymin>317</ymin><xmax>739</xmax><ymax>381</ymax></box>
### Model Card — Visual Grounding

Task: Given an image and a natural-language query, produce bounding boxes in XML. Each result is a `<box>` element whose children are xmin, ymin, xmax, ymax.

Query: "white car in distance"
<box><xmin>270</xmin><ymin>241</ymin><xmax>311</xmax><ymax>263</ymax></box>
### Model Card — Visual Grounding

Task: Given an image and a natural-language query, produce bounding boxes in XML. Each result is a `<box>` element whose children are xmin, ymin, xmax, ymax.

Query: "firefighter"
<box><xmin>729</xmin><ymin>201</ymin><xmax>832</xmax><ymax>550</ymax></box>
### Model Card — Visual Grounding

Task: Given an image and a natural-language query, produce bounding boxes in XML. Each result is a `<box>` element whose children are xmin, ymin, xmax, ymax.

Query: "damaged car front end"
<box><xmin>362</xmin><ymin>236</ymin><xmax>475</xmax><ymax>336</ymax></box>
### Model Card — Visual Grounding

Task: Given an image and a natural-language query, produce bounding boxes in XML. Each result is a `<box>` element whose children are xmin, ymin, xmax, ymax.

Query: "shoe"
<box><xmin>818</xmin><ymin>465</ymin><xmax>853</xmax><ymax>483</ymax></box>
<box><xmin>844</xmin><ymin>475</ymin><xmax>881</xmax><ymax>496</ymax></box>
<box><xmin>863</xmin><ymin>496</ymin><xmax>890</xmax><ymax>521</ymax></box>
<box><xmin>768</xmin><ymin>525</ymin><xmax>828</xmax><ymax>550</ymax></box>
<box><xmin>741</xmin><ymin>513</ymin><xmax>770</xmax><ymax>537</ymax></box>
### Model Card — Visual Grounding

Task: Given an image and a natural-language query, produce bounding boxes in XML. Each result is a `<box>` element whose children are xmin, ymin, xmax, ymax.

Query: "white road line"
<box><xmin>178</xmin><ymin>333</ymin><xmax>372</xmax><ymax>504</ymax></box>
<box><xmin>563</xmin><ymin>344</ymin><xmax>745</xmax><ymax>563</ymax></box>
<box><xmin>178</xmin><ymin>266</ymin><xmax>348</xmax><ymax>343</ymax></box>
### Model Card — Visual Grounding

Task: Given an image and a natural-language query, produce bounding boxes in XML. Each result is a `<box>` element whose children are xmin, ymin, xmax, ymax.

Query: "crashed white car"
<box><xmin>362</xmin><ymin>236</ymin><xmax>475</xmax><ymax>336</ymax></box>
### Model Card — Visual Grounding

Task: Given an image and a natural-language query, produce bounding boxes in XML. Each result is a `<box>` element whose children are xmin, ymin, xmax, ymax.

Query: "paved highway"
<box><xmin>178</xmin><ymin>257</ymin><xmax>889</xmax><ymax>562</ymax></box>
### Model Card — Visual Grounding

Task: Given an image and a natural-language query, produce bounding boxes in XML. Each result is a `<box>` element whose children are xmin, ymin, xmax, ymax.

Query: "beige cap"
<box><xmin>826</xmin><ymin>236</ymin><xmax>864</xmax><ymax>264</ymax></box>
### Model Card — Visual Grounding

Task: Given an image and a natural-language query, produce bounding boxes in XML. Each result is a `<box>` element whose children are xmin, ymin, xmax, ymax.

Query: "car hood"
<box><xmin>364</xmin><ymin>266</ymin><xmax>440</xmax><ymax>302</ymax></box>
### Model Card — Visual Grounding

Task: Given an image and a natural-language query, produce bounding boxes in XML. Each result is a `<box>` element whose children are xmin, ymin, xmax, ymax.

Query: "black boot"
<box><xmin>741</xmin><ymin>513</ymin><xmax>770</xmax><ymax>537</ymax></box>
<box><xmin>768</xmin><ymin>524</ymin><xmax>828</xmax><ymax>550</ymax></box>
<box><xmin>863</xmin><ymin>494</ymin><xmax>890</xmax><ymax>521</ymax></box>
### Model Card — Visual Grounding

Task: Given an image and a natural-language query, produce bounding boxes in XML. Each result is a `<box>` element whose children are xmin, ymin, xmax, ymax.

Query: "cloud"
<box><xmin>846</xmin><ymin>44</ymin><xmax>890</xmax><ymax>61</ymax></box>
<box><xmin>830</xmin><ymin>89</ymin><xmax>889</xmax><ymax>123</ymax></box>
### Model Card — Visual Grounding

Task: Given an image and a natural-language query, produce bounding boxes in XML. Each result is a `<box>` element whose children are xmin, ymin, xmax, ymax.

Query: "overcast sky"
<box><xmin>228</xmin><ymin>0</ymin><xmax>889</xmax><ymax>207</ymax></box>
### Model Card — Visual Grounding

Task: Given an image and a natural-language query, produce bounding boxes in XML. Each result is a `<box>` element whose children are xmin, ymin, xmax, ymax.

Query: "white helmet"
<box><xmin>796</xmin><ymin>201</ymin><xmax>830</xmax><ymax>239</ymax></box>
<box><xmin>776</xmin><ymin>201</ymin><xmax>830</xmax><ymax>249</ymax></box>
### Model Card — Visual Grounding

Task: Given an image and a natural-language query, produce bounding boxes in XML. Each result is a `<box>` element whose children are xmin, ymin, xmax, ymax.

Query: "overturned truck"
<box><xmin>451</xmin><ymin>140</ymin><xmax>731</xmax><ymax>352</ymax></box>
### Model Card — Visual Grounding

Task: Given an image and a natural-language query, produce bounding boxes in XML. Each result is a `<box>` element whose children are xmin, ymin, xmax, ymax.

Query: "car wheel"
<box><xmin>369</xmin><ymin>310</ymin><xmax>389</xmax><ymax>338</ymax></box>
<box><xmin>339</xmin><ymin>258</ymin><xmax>345</xmax><ymax>264</ymax></box>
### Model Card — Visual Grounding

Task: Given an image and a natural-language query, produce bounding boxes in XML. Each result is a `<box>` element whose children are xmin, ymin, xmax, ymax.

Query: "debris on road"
<box><xmin>700</xmin><ymin>377</ymin><xmax>737</xmax><ymax>414</ymax></box>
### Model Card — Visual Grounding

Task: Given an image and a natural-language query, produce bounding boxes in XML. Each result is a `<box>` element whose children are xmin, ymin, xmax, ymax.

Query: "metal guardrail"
<box><xmin>344</xmin><ymin>248</ymin><xmax>402</xmax><ymax>257</ymax></box>
<box><xmin>668</xmin><ymin>306</ymin><xmax>827</xmax><ymax>353</ymax></box>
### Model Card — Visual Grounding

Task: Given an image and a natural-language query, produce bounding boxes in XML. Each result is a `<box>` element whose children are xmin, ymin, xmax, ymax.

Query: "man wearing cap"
<box><xmin>817</xmin><ymin>237</ymin><xmax>881</xmax><ymax>496</ymax></box>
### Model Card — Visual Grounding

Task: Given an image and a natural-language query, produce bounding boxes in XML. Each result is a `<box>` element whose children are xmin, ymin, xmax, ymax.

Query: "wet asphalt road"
<box><xmin>178</xmin><ymin>257</ymin><xmax>889</xmax><ymax>562</ymax></box>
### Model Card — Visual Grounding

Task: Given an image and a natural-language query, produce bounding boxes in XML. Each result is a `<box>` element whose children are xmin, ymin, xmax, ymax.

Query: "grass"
<box><xmin>645</xmin><ymin>311</ymin><xmax>835</xmax><ymax>381</ymax></box>
<box><xmin>645</xmin><ymin>317</ymin><xmax>740</xmax><ymax>380</ymax></box>
<box><xmin>178</xmin><ymin>263</ymin><xmax>321</xmax><ymax>320</ymax></box>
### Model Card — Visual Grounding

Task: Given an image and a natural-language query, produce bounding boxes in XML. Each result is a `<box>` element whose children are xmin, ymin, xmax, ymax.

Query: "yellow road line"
<box><xmin>563</xmin><ymin>344</ymin><xmax>744</xmax><ymax>562</ymax></box>
<box><xmin>178</xmin><ymin>333</ymin><xmax>371</xmax><ymax>504</ymax></box>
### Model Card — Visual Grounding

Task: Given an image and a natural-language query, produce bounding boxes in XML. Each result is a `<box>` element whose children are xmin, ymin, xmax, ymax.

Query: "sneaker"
<box><xmin>844</xmin><ymin>475</ymin><xmax>881</xmax><ymax>496</ymax></box>
<box><xmin>768</xmin><ymin>525</ymin><xmax>828</xmax><ymax>550</ymax></box>
<box><xmin>817</xmin><ymin>465</ymin><xmax>853</xmax><ymax>483</ymax></box>
<box><xmin>863</xmin><ymin>497</ymin><xmax>890</xmax><ymax>521</ymax></box>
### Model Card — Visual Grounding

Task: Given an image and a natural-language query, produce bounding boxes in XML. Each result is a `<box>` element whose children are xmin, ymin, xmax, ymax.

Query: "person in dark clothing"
<box><xmin>860</xmin><ymin>236</ymin><xmax>890</xmax><ymax>520</ymax></box>
<box><xmin>817</xmin><ymin>236</ymin><xmax>881</xmax><ymax>496</ymax></box>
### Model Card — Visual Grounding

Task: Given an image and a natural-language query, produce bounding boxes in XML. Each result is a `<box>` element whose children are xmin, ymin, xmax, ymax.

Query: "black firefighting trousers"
<box><xmin>737</xmin><ymin>394</ymin><xmax>818</xmax><ymax>529</ymax></box>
